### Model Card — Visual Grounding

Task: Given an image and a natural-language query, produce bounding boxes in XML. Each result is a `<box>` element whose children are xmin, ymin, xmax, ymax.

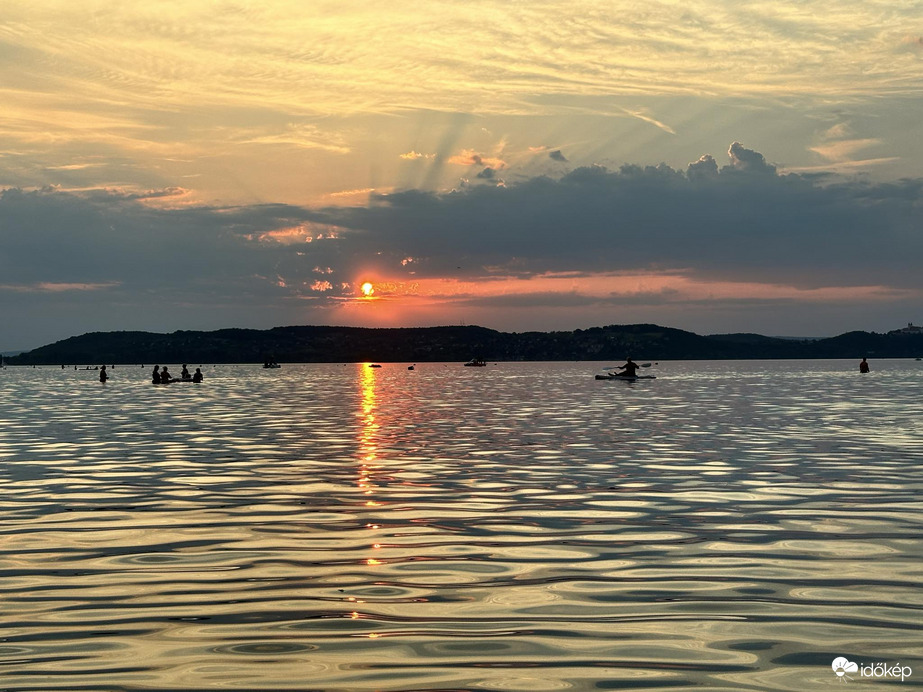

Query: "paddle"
<box><xmin>603</xmin><ymin>363</ymin><xmax>652</xmax><ymax>370</ymax></box>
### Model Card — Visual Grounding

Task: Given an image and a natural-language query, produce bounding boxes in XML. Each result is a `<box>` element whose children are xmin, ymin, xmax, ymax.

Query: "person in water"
<box><xmin>616</xmin><ymin>358</ymin><xmax>641</xmax><ymax>377</ymax></box>
<box><xmin>152</xmin><ymin>365</ymin><xmax>161</xmax><ymax>384</ymax></box>
<box><xmin>859</xmin><ymin>358</ymin><xmax>870</xmax><ymax>373</ymax></box>
<box><xmin>192</xmin><ymin>367</ymin><xmax>203</xmax><ymax>383</ymax></box>
<box><xmin>160</xmin><ymin>366</ymin><xmax>174</xmax><ymax>384</ymax></box>
<box><xmin>181</xmin><ymin>364</ymin><xmax>191</xmax><ymax>380</ymax></box>
<box><xmin>99</xmin><ymin>365</ymin><xmax>108</xmax><ymax>383</ymax></box>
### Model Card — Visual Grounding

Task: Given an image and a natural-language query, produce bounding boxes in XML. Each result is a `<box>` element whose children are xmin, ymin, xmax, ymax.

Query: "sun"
<box><xmin>361</xmin><ymin>282</ymin><xmax>374</xmax><ymax>297</ymax></box>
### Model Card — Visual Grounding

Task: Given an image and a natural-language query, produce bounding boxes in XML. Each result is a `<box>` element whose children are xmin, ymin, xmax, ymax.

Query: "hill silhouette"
<box><xmin>6</xmin><ymin>323</ymin><xmax>923</xmax><ymax>365</ymax></box>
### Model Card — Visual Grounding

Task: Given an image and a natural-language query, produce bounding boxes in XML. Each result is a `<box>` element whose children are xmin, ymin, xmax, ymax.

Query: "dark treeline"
<box><xmin>6</xmin><ymin>324</ymin><xmax>923</xmax><ymax>365</ymax></box>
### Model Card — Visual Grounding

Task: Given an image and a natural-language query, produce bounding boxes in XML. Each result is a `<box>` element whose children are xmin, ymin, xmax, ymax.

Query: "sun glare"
<box><xmin>361</xmin><ymin>282</ymin><xmax>374</xmax><ymax>297</ymax></box>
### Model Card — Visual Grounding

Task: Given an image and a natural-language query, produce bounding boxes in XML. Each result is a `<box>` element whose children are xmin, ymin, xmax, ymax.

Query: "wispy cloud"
<box><xmin>5</xmin><ymin>2</ymin><xmax>921</xmax><ymax>123</ymax></box>
<box><xmin>236</xmin><ymin>124</ymin><xmax>351</xmax><ymax>154</ymax></box>
<box><xmin>621</xmin><ymin>108</ymin><xmax>676</xmax><ymax>135</ymax></box>
<box><xmin>0</xmin><ymin>281</ymin><xmax>120</xmax><ymax>293</ymax></box>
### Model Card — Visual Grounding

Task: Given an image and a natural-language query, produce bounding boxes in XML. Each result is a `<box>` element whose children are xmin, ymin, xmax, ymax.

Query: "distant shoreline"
<box><xmin>6</xmin><ymin>324</ymin><xmax>923</xmax><ymax>366</ymax></box>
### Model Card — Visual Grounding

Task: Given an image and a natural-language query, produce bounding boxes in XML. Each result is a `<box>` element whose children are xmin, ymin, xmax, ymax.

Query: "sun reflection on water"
<box><xmin>357</xmin><ymin>364</ymin><xmax>385</xmax><ymax>585</ymax></box>
<box><xmin>358</xmin><ymin>363</ymin><xmax>380</xmax><ymax>494</ymax></box>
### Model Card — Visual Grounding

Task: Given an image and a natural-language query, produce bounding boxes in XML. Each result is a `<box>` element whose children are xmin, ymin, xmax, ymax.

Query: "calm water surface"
<box><xmin>0</xmin><ymin>360</ymin><xmax>921</xmax><ymax>691</ymax></box>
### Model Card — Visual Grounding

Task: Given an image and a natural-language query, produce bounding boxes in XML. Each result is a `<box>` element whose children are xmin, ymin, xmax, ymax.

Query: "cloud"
<box><xmin>236</xmin><ymin>124</ymin><xmax>351</xmax><ymax>154</ymax></box>
<box><xmin>726</xmin><ymin>142</ymin><xmax>775</xmax><ymax>174</ymax></box>
<box><xmin>6</xmin><ymin>142</ymin><xmax>920</xmax><ymax>296</ymax></box>
<box><xmin>317</xmin><ymin>143</ymin><xmax>921</xmax><ymax>293</ymax></box>
<box><xmin>2</xmin><ymin>142</ymin><xmax>922</xmax><ymax>345</ymax></box>
<box><xmin>549</xmin><ymin>150</ymin><xmax>568</xmax><ymax>162</ymax></box>
<box><xmin>5</xmin><ymin>0</ymin><xmax>922</xmax><ymax>132</ymax></box>
<box><xmin>454</xmin><ymin>289</ymin><xmax>681</xmax><ymax>310</ymax></box>
<box><xmin>447</xmin><ymin>149</ymin><xmax>506</xmax><ymax>169</ymax></box>
<box><xmin>686</xmin><ymin>154</ymin><xmax>718</xmax><ymax>181</ymax></box>
<box><xmin>808</xmin><ymin>123</ymin><xmax>886</xmax><ymax>165</ymax></box>
<box><xmin>621</xmin><ymin>108</ymin><xmax>676</xmax><ymax>135</ymax></box>
<box><xmin>821</xmin><ymin>123</ymin><xmax>853</xmax><ymax>140</ymax></box>
<box><xmin>0</xmin><ymin>281</ymin><xmax>120</xmax><ymax>293</ymax></box>
<box><xmin>810</xmin><ymin>138</ymin><xmax>881</xmax><ymax>162</ymax></box>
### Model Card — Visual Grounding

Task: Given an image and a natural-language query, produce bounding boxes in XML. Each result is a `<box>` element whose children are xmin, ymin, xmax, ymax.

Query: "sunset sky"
<box><xmin>2</xmin><ymin>1</ymin><xmax>922</xmax><ymax>349</ymax></box>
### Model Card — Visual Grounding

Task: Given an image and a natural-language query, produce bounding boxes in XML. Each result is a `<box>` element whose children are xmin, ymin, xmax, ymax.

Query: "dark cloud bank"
<box><xmin>2</xmin><ymin>143</ymin><xmax>920</xmax><ymax>345</ymax></box>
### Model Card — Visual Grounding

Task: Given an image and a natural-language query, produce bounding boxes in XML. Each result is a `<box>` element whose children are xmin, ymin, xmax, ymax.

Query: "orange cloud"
<box><xmin>330</xmin><ymin>271</ymin><xmax>915</xmax><ymax>305</ymax></box>
<box><xmin>447</xmin><ymin>149</ymin><xmax>506</xmax><ymax>169</ymax></box>
<box><xmin>400</xmin><ymin>151</ymin><xmax>435</xmax><ymax>160</ymax></box>
<box><xmin>252</xmin><ymin>223</ymin><xmax>342</xmax><ymax>244</ymax></box>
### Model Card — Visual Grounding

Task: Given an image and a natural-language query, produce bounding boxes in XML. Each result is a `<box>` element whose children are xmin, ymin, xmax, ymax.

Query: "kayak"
<box><xmin>595</xmin><ymin>373</ymin><xmax>656</xmax><ymax>380</ymax></box>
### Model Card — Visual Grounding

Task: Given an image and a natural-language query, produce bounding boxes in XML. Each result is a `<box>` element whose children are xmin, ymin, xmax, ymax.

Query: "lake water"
<box><xmin>1</xmin><ymin>360</ymin><xmax>921</xmax><ymax>691</ymax></box>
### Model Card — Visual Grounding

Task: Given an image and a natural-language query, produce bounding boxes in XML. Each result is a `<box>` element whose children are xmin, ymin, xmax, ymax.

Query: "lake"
<box><xmin>1</xmin><ymin>360</ymin><xmax>921</xmax><ymax>690</ymax></box>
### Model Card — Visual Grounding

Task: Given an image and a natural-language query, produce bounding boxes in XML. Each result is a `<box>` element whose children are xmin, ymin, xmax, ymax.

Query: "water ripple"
<box><xmin>1</xmin><ymin>360</ymin><xmax>921</xmax><ymax>690</ymax></box>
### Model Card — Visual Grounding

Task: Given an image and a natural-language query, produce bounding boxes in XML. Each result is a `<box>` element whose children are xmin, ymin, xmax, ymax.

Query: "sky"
<box><xmin>2</xmin><ymin>1</ymin><xmax>922</xmax><ymax>350</ymax></box>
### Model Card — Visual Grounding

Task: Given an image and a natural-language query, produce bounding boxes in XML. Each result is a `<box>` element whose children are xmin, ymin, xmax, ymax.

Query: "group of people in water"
<box><xmin>152</xmin><ymin>364</ymin><xmax>203</xmax><ymax>384</ymax></box>
<box><xmin>98</xmin><ymin>363</ymin><xmax>204</xmax><ymax>383</ymax></box>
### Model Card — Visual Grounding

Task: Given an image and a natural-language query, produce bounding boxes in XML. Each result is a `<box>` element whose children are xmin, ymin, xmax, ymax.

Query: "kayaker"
<box><xmin>617</xmin><ymin>358</ymin><xmax>640</xmax><ymax>377</ymax></box>
<box><xmin>859</xmin><ymin>358</ymin><xmax>870</xmax><ymax>373</ymax></box>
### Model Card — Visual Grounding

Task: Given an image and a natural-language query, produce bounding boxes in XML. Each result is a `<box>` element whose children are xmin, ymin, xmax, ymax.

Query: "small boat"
<box><xmin>369</xmin><ymin>363</ymin><xmax>382</xmax><ymax>368</ymax></box>
<box><xmin>464</xmin><ymin>358</ymin><xmax>487</xmax><ymax>367</ymax></box>
<box><xmin>263</xmin><ymin>363</ymin><xmax>281</xmax><ymax>369</ymax></box>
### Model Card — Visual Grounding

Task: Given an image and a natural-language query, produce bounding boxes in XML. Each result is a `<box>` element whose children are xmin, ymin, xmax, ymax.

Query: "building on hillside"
<box><xmin>889</xmin><ymin>322</ymin><xmax>923</xmax><ymax>335</ymax></box>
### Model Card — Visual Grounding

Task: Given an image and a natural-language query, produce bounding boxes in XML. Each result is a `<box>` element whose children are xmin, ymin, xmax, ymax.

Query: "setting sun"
<box><xmin>361</xmin><ymin>282</ymin><xmax>374</xmax><ymax>297</ymax></box>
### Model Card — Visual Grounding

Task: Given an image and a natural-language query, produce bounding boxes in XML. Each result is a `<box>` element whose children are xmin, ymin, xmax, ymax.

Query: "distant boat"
<box><xmin>408</xmin><ymin>365</ymin><xmax>415</xmax><ymax>370</ymax></box>
<box><xmin>369</xmin><ymin>363</ymin><xmax>382</xmax><ymax>368</ymax></box>
<box><xmin>464</xmin><ymin>358</ymin><xmax>487</xmax><ymax>367</ymax></box>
